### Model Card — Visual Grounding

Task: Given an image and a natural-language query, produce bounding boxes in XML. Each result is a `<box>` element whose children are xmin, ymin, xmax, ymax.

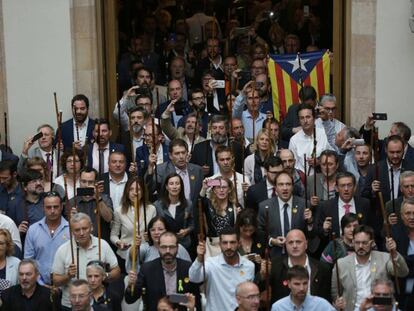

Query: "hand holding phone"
<box><xmin>31</xmin><ymin>132</ymin><xmax>44</xmax><ymax>144</ymax></box>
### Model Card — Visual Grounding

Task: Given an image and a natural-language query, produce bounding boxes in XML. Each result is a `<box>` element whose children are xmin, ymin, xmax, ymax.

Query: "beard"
<box><xmin>211</xmin><ymin>133</ymin><xmax>227</xmax><ymax>145</ymax></box>
<box><xmin>132</xmin><ymin>124</ymin><xmax>143</xmax><ymax>134</ymax></box>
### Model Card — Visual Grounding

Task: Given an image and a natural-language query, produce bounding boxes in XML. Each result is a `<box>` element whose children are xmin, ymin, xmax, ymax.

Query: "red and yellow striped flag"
<box><xmin>267</xmin><ymin>50</ymin><xmax>330</xmax><ymax>121</ymax></box>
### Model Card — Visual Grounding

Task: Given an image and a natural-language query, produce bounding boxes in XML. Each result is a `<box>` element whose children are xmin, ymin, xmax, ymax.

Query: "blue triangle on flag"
<box><xmin>269</xmin><ymin>50</ymin><xmax>326</xmax><ymax>84</ymax></box>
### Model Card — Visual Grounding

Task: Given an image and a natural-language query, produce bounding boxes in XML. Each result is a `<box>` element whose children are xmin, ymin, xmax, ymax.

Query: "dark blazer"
<box><xmin>190</xmin><ymin>139</ymin><xmax>244</xmax><ymax>177</ymax></box>
<box><xmin>86</xmin><ymin>142</ymin><xmax>126</xmax><ymax>172</ymax></box>
<box><xmin>262</xmin><ymin>255</ymin><xmax>332</xmax><ymax>303</ymax></box>
<box><xmin>59</xmin><ymin>118</ymin><xmax>95</xmax><ymax>149</ymax></box>
<box><xmin>362</xmin><ymin>159</ymin><xmax>414</xmax><ymax>203</ymax></box>
<box><xmin>0</xmin><ymin>284</ymin><xmax>57</xmax><ymax>310</ymax></box>
<box><xmin>316</xmin><ymin>196</ymin><xmax>371</xmax><ymax>238</ymax></box>
<box><xmin>246</xmin><ymin>179</ymin><xmax>269</xmax><ymax>212</ymax></box>
<box><xmin>257</xmin><ymin>195</ymin><xmax>315</xmax><ymax>257</ymax></box>
<box><xmin>124</xmin><ymin>258</ymin><xmax>201</xmax><ymax>311</ymax></box>
<box><xmin>281</xmin><ymin>103</ymin><xmax>301</xmax><ymax>141</ymax></box>
<box><xmin>135</xmin><ymin>143</ymin><xmax>169</xmax><ymax>177</ymax></box>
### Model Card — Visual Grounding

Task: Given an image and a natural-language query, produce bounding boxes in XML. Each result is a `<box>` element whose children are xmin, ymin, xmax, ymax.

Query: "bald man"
<box><xmin>259</xmin><ymin>229</ymin><xmax>331</xmax><ymax>303</ymax></box>
<box><xmin>235</xmin><ymin>281</ymin><xmax>260</xmax><ymax>311</ymax></box>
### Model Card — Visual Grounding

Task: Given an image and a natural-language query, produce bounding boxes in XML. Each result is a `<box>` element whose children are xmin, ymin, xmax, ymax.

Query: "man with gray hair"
<box><xmin>387</xmin><ymin>171</ymin><xmax>414</xmax><ymax>224</ymax></box>
<box><xmin>315</xmin><ymin>94</ymin><xmax>345</xmax><ymax>150</ymax></box>
<box><xmin>358</xmin><ymin>278</ymin><xmax>398</xmax><ymax>311</ymax></box>
<box><xmin>0</xmin><ymin>259</ymin><xmax>57</xmax><ymax>309</ymax></box>
<box><xmin>235</xmin><ymin>281</ymin><xmax>260</xmax><ymax>311</ymax></box>
<box><xmin>52</xmin><ymin>212</ymin><xmax>120</xmax><ymax>310</ymax></box>
<box><xmin>69</xmin><ymin>279</ymin><xmax>94</xmax><ymax>311</ymax></box>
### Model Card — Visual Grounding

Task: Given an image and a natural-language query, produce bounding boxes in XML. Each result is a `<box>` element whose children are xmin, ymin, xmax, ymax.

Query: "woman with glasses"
<box><xmin>154</xmin><ymin>173</ymin><xmax>194</xmax><ymax>251</ymax></box>
<box><xmin>110</xmin><ymin>176</ymin><xmax>156</xmax><ymax>271</ymax></box>
<box><xmin>201</xmin><ymin>176</ymin><xmax>238</xmax><ymax>257</ymax></box>
<box><xmin>244</xmin><ymin>129</ymin><xmax>275</xmax><ymax>185</ymax></box>
<box><xmin>53</xmin><ymin>149</ymin><xmax>84</xmax><ymax>199</ymax></box>
<box><xmin>0</xmin><ymin>229</ymin><xmax>20</xmax><ymax>294</ymax></box>
<box><xmin>126</xmin><ymin>216</ymin><xmax>191</xmax><ymax>272</ymax></box>
<box><xmin>86</xmin><ymin>260</ymin><xmax>122</xmax><ymax>311</ymax></box>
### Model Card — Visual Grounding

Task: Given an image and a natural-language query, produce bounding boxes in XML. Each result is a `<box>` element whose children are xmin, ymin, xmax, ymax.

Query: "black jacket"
<box><xmin>124</xmin><ymin>258</ymin><xmax>201</xmax><ymax>311</ymax></box>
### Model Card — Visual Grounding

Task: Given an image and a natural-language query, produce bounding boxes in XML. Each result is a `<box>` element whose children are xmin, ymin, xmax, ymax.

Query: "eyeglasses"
<box><xmin>44</xmin><ymin>191</ymin><xmax>61</xmax><ymax>198</ymax></box>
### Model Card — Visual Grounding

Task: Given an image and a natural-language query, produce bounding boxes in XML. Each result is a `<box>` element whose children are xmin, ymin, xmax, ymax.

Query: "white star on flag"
<box><xmin>288</xmin><ymin>54</ymin><xmax>309</xmax><ymax>73</ymax></box>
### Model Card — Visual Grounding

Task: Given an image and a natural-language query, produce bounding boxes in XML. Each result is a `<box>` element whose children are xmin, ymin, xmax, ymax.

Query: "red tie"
<box><xmin>343</xmin><ymin>204</ymin><xmax>351</xmax><ymax>214</ymax></box>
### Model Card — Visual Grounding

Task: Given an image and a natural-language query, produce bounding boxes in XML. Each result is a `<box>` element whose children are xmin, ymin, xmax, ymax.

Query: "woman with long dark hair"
<box><xmin>154</xmin><ymin>173</ymin><xmax>193</xmax><ymax>250</ymax></box>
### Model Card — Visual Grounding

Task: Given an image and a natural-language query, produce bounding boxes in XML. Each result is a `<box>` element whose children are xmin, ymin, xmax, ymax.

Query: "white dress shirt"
<box><xmin>109</xmin><ymin>172</ymin><xmax>128</xmax><ymax>209</ymax></box>
<box><xmin>355</xmin><ymin>256</ymin><xmax>372</xmax><ymax>308</ymax></box>
<box><xmin>73</xmin><ymin>117</ymin><xmax>89</xmax><ymax>147</ymax></box>
<box><xmin>92</xmin><ymin>142</ymin><xmax>110</xmax><ymax>173</ymax></box>
<box><xmin>289</xmin><ymin>127</ymin><xmax>332</xmax><ymax>175</ymax></box>
<box><xmin>338</xmin><ymin>197</ymin><xmax>356</xmax><ymax>234</ymax></box>
<box><xmin>387</xmin><ymin>161</ymin><xmax>401</xmax><ymax>200</ymax></box>
<box><xmin>266</xmin><ymin>179</ymin><xmax>275</xmax><ymax>199</ymax></box>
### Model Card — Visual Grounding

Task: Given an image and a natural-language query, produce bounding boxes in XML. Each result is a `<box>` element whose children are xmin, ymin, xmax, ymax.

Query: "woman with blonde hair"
<box><xmin>244</xmin><ymin>129</ymin><xmax>275</xmax><ymax>185</ymax></box>
<box><xmin>201</xmin><ymin>176</ymin><xmax>238</xmax><ymax>257</ymax></box>
<box><xmin>0</xmin><ymin>228</ymin><xmax>20</xmax><ymax>294</ymax></box>
<box><xmin>110</xmin><ymin>175</ymin><xmax>156</xmax><ymax>271</ymax></box>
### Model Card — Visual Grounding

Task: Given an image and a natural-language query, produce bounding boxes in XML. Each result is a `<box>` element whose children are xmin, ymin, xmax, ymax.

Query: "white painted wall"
<box><xmin>2</xmin><ymin>0</ymin><xmax>74</xmax><ymax>154</ymax></box>
<box><xmin>376</xmin><ymin>0</ymin><xmax>414</xmax><ymax>137</ymax></box>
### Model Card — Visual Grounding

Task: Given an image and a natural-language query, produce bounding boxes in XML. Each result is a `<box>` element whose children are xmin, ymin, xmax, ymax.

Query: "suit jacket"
<box><xmin>246</xmin><ymin>179</ymin><xmax>269</xmax><ymax>212</ymax></box>
<box><xmin>146</xmin><ymin>161</ymin><xmax>203</xmax><ymax>230</ymax></box>
<box><xmin>385</xmin><ymin>196</ymin><xmax>404</xmax><ymax>223</ymax></box>
<box><xmin>87</xmin><ymin>142</ymin><xmax>126</xmax><ymax>172</ymax></box>
<box><xmin>281</xmin><ymin>104</ymin><xmax>301</xmax><ymax>141</ymax></box>
<box><xmin>265</xmin><ymin>256</ymin><xmax>332</xmax><ymax>303</ymax></box>
<box><xmin>0</xmin><ymin>284</ymin><xmax>56</xmax><ymax>310</ymax></box>
<box><xmin>362</xmin><ymin>159</ymin><xmax>414</xmax><ymax>204</ymax></box>
<box><xmin>257</xmin><ymin>195</ymin><xmax>315</xmax><ymax>257</ymax></box>
<box><xmin>190</xmin><ymin>139</ymin><xmax>244</xmax><ymax>177</ymax></box>
<box><xmin>316</xmin><ymin>196</ymin><xmax>371</xmax><ymax>238</ymax></box>
<box><xmin>332</xmin><ymin>250</ymin><xmax>409</xmax><ymax>311</ymax></box>
<box><xmin>135</xmin><ymin>143</ymin><xmax>169</xmax><ymax>177</ymax></box>
<box><xmin>59</xmin><ymin>118</ymin><xmax>95</xmax><ymax>149</ymax></box>
<box><xmin>124</xmin><ymin>258</ymin><xmax>201</xmax><ymax>311</ymax></box>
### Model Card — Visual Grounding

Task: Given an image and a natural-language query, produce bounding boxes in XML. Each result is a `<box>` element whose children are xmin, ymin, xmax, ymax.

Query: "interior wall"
<box><xmin>375</xmin><ymin>0</ymin><xmax>414</xmax><ymax>136</ymax></box>
<box><xmin>2</xmin><ymin>0</ymin><xmax>74</xmax><ymax>154</ymax></box>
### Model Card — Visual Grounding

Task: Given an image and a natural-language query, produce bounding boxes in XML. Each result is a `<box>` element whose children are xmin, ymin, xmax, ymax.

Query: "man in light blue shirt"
<box><xmin>233</xmin><ymin>83</ymin><xmax>266</xmax><ymax>142</ymax></box>
<box><xmin>189</xmin><ymin>228</ymin><xmax>255</xmax><ymax>311</ymax></box>
<box><xmin>271</xmin><ymin>266</ymin><xmax>335</xmax><ymax>311</ymax></box>
<box><xmin>24</xmin><ymin>191</ymin><xmax>70</xmax><ymax>285</ymax></box>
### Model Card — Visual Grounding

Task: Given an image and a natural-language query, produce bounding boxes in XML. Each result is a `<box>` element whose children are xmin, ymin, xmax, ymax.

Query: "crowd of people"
<box><xmin>0</xmin><ymin>0</ymin><xmax>410</xmax><ymax>311</ymax></box>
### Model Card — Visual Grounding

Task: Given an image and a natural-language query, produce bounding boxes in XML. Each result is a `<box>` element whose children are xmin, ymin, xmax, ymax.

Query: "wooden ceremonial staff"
<box><xmin>152</xmin><ymin>96</ymin><xmax>159</xmax><ymax>187</ymax></box>
<box><xmin>190</xmin><ymin>107</ymin><xmax>199</xmax><ymax>155</ymax></box>
<box><xmin>3</xmin><ymin>112</ymin><xmax>8</xmax><ymax>151</ymax></box>
<box><xmin>304</xmin><ymin>154</ymin><xmax>308</xmax><ymax>210</ymax></box>
<box><xmin>95</xmin><ymin>183</ymin><xmax>102</xmax><ymax>261</ymax></box>
<box><xmin>72</xmin><ymin>144</ymin><xmax>78</xmax><ymax>212</ymax></box>
<box><xmin>56</xmin><ymin>112</ymin><xmax>63</xmax><ymax>177</ymax></box>
<box><xmin>197</xmin><ymin>198</ymin><xmax>206</xmax><ymax>281</ymax></box>
<box><xmin>131</xmin><ymin>176</ymin><xmax>140</xmax><ymax>295</ymax></box>
<box><xmin>390</xmin><ymin>167</ymin><xmax>396</xmax><ymax>213</ymax></box>
<box><xmin>378</xmin><ymin>191</ymin><xmax>400</xmax><ymax>295</ymax></box>
<box><xmin>140</xmin><ymin>161</ymin><xmax>148</xmax><ymax>232</ymax></box>
<box><xmin>325</xmin><ymin>156</ymin><xmax>329</xmax><ymax>200</ymax></box>
<box><xmin>264</xmin><ymin>206</ymin><xmax>271</xmax><ymax>311</ymax></box>
<box><xmin>96</xmin><ymin>119</ymin><xmax>102</xmax><ymax>180</ymax></box>
<box><xmin>241</xmin><ymin>139</ymin><xmax>246</xmax><ymax>206</ymax></box>
<box><xmin>63</xmin><ymin>175</ymin><xmax>75</xmax><ymax>265</ymax></box>
<box><xmin>76</xmin><ymin>241</ymin><xmax>80</xmax><ymax>279</ymax></box>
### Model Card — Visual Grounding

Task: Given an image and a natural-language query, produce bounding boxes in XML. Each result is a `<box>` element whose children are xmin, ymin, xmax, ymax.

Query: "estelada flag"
<box><xmin>267</xmin><ymin>50</ymin><xmax>330</xmax><ymax>121</ymax></box>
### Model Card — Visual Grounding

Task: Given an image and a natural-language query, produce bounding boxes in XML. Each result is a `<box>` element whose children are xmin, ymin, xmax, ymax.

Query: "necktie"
<box><xmin>283</xmin><ymin>203</ymin><xmax>290</xmax><ymax>237</ymax></box>
<box><xmin>98</xmin><ymin>148</ymin><xmax>105</xmax><ymax>175</ymax></box>
<box><xmin>46</xmin><ymin>153</ymin><xmax>52</xmax><ymax>171</ymax></box>
<box><xmin>178</xmin><ymin>170</ymin><xmax>190</xmax><ymax>200</ymax></box>
<box><xmin>343</xmin><ymin>203</ymin><xmax>351</xmax><ymax>214</ymax></box>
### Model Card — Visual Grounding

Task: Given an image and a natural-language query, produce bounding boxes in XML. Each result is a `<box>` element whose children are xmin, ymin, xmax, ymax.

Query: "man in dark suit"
<box><xmin>258</xmin><ymin>229</ymin><xmax>331</xmax><ymax>303</ymax></box>
<box><xmin>362</xmin><ymin>135</ymin><xmax>414</xmax><ymax>204</ymax></box>
<box><xmin>246</xmin><ymin>156</ymin><xmax>284</xmax><ymax>212</ymax></box>
<box><xmin>194</xmin><ymin>37</ymin><xmax>224</xmax><ymax>88</ymax></box>
<box><xmin>258</xmin><ymin>172</ymin><xmax>314</xmax><ymax>257</ymax></box>
<box><xmin>135</xmin><ymin>122</ymin><xmax>169</xmax><ymax>177</ymax></box>
<box><xmin>387</xmin><ymin>170</ymin><xmax>414</xmax><ymax>225</ymax></box>
<box><xmin>317</xmin><ymin>172</ymin><xmax>371</xmax><ymax>240</ymax></box>
<box><xmin>190</xmin><ymin>114</ymin><xmax>244</xmax><ymax>177</ymax></box>
<box><xmin>156</xmin><ymin>80</ymin><xmax>192</xmax><ymax>127</ymax></box>
<box><xmin>125</xmin><ymin>232</ymin><xmax>200</xmax><ymax>311</ymax></box>
<box><xmin>262</xmin><ymin>117</ymin><xmax>289</xmax><ymax>153</ymax></box>
<box><xmin>280</xmin><ymin>86</ymin><xmax>317</xmax><ymax>141</ymax></box>
<box><xmin>391</xmin><ymin>197</ymin><xmax>414</xmax><ymax>309</ymax></box>
<box><xmin>86</xmin><ymin>118</ymin><xmax>125</xmax><ymax>177</ymax></box>
<box><xmin>59</xmin><ymin>94</ymin><xmax>95</xmax><ymax>149</ymax></box>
